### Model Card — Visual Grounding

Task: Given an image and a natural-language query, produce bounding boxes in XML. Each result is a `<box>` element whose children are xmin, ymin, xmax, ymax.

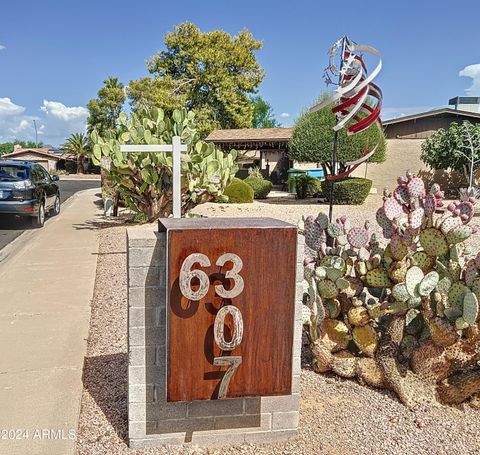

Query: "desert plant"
<box><xmin>321</xmin><ymin>177</ymin><xmax>372</xmax><ymax>205</ymax></box>
<box><xmin>300</xmin><ymin>171</ymin><xmax>480</xmax><ymax>408</ymax></box>
<box><xmin>223</xmin><ymin>177</ymin><xmax>254</xmax><ymax>203</ymax></box>
<box><xmin>244</xmin><ymin>176</ymin><xmax>272</xmax><ymax>199</ymax></box>
<box><xmin>293</xmin><ymin>174</ymin><xmax>320</xmax><ymax>199</ymax></box>
<box><xmin>90</xmin><ymin>106</ymin><xmax>238</xmax><ymax>221</ymax></box>
<box><xmin>248</xmin><ymin>166</ymin><xmax>263</xmax><ymax>179</ymax></box>
<box><xmin>421</xmin><ymin>121</ymin><xmax>480</xmax><ymax>190</ymax></box>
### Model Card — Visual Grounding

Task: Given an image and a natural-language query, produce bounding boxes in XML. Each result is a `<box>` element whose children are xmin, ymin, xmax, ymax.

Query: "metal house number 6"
<box><xmin>179</xmin><ymin>253</ymin><xmax>244</xmax><ymax>399</ymax></box>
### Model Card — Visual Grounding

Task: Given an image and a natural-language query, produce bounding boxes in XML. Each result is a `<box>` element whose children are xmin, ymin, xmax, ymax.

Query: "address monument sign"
<box><xmin>162</xmin><ymin>217</ymin><xmax>297</xmax><ymax>402</ymax></box>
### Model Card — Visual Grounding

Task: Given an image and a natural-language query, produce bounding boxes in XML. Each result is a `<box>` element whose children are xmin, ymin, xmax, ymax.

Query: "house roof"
<box><xmin>206</xmin><ymin>128</ymin><xmax>293</xmax><ymax>143</ymax></box>
<box><xmin>383</xmin><ymin>108</ymin><xmax>480</xmax><ymax>125</ymax></box>
<box><xmin>2</xmin><ymin>148</ymin><xmax>63</xmax><ymax>161</ymax></box>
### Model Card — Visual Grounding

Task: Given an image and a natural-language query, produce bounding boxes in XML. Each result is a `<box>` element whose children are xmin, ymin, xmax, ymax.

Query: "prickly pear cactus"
<box><xmin>301</xmin><ymin>171</ymin><xmax>480</xmax><ymax>408</ymax></box>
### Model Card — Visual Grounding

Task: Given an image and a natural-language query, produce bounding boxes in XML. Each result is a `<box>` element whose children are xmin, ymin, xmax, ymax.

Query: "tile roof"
<box><xmin>206</xmin><ymin>128</ymin><xmax>293</xmax><ymax>142</ymax></box>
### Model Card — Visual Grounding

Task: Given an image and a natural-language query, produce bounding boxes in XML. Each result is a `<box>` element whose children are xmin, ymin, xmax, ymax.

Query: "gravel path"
<box><xmin>76</xmin><ymin>195</ymin><xmax>480</xmax><ymax>455</ymax></box>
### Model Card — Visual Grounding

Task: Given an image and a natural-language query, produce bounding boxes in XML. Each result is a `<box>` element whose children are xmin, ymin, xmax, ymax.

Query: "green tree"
<box><xmin>0</xmin><ymin>140</ymin><xmax>45</xmax><ymax>156</ymax></box>
<box><xmin>288</xmin><ymin>104</ymin><xmax>386</xmax><ymax>177</ymax></box>
<box><xmin>87</xmin><ymin>77</ymin><xmax>126</xmax><ymax>136</ymax></box>
<box><xmin>127</xmin><ymin>22</ymin><xmax>264</xmax><ymax>136</ymax></box>
<box><xmin>62</xmin><ymin>133</ymin><xmax>90</xmax><ymax>174</ymax></box>
<box><xmin>251</xmin><ymin>96</ymin><xmax>280</xmax><ymax>128</ymax></box>
<box><xmin>421</xmin><ymin>121</ymin><xmax>480</xmax><ymax>189</ymax></box>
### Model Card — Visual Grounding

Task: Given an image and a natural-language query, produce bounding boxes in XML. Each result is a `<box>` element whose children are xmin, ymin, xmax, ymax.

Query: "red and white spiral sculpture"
<box><xmin>311</xmin><ymin>36</ymin><xmax>383</xmax><ymax>180</ymax></box>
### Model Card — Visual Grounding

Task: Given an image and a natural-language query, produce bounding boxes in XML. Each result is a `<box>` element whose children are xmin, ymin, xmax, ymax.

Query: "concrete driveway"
<box><xmin>0</xmin><ymin>179</ymin><xmax>100</xmax><ymax>252</ymax></box>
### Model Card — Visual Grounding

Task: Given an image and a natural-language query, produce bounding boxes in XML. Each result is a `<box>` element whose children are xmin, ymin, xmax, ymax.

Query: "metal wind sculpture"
<box><xmin>311</xmin><ymin>36</ymin><xmax>383</xmax><ymax>220</ymax></box>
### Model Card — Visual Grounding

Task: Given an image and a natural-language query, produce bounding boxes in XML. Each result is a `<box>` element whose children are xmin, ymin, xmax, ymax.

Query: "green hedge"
<box><xmin>244</xmin><ymin>176</ymin><xmax>273</xmax><ymax>199</ymax></box>
<box><xmin>65</xmin><ymin>161</ymin><xmax>77</xmax><ymax>174</ymax></box>
<box><xmin>223</xmin><ymin>177</ymin><xmax>254</xmax><ymax>203</ymax></box>
<box><xmin>321</xmin><ymin>177</ymin><xmax>372</xmax><ymax>205</ymax></box>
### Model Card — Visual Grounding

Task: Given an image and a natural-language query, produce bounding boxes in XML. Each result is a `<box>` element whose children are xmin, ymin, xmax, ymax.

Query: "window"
<box><xmin>0</xmin><ymin>165</ymin><xmax>28</xmax><ymax>181</ymax></box>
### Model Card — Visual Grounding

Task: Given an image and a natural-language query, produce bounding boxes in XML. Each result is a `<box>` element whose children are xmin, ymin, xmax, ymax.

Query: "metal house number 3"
<box><xmin>179</xmin><ymin>253</ymin><xmax>244</xmax><ymax>399</ymax></box>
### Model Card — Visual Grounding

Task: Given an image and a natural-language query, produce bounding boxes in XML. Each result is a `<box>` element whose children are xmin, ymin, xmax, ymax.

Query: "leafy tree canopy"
<box><xmin>62</xmin><ymin>132</ymin><xmax>90</xmax><ymax>174</ymax></box>
<box><xmin>87</xmin><ymin>77</ymin><xmax>126</xmax><ymax>136</ymax></box>
<box><xmin>0</xmin><ymin>140</ymin><xmax>45</xmax><ymax>156</ymax></box>
<box><xmin>127</xmin><ymin>22</ymin><xmax>264</xmax><ymax>136</ymax></box>
<box><xmin>288</xmin><ymin>104</ymin><xmax>386</xmax><ymax>175</ymax></box>
<box><xmin>251</xmin><ymin>96</ymin><xmax>280</xmax><ymax>128</ymax></box>
<box><xmin>421</xmin><ymin>121</ymin><xmax>480</xmax><ymax>187</ymax></box>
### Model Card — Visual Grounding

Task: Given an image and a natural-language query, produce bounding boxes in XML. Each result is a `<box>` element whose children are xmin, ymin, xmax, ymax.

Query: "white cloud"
<box><xmin>0</xmin><ymin>97</ymin><xmax>87</xmax><ymax>145</ymax></box>
<box><xmin>0</xmin><ymin>45</ymin><xmax>5</xmax><ymax>50</ymax></box>
<box><xmin>0</xmin><ymin>97</ymin><xmax>25</xmax><ymax>116</ymax></box>
<box><xmin>280</xmin><ymin>112</ymin><xmax>290</xmax><ymax>118</ymax></box>
<box><xmin>41</xmin><ymin>100</ymin><xmax>88</xmax><ymax>122</ymax></box>
<box><xmin>459</xmin><ymin>64</ymin><xmax>480</xmax><ymax>96</ymax></box>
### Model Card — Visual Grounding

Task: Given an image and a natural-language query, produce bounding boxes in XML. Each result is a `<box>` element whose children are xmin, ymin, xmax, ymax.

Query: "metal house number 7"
<box><xmin>179</xmin><ymin>253</ymin><xmax>244</xmax><ymax>399</ymax></box>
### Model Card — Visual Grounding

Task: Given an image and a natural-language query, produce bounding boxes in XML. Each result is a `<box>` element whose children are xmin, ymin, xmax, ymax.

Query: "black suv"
<box><xmin>0</xmin><ymin>161</ymin><xmax>61</xmax><ymax>227</ymax></box>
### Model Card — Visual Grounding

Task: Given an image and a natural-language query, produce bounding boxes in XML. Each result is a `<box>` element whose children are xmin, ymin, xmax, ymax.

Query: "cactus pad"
<box><xmin>317</xmin><ymin>278</ymin><xmax>338</xmax><ymax>299</ymax></box>
<box><xmin>376</xmin><ymin>207</ymin><xmax>393</xmax><ymax>231</ymax></box>
<box><xmin>321</xmin><ymin>319</ymin><xmax>351</xmax><ymax>349</ymax></box>
<box><xmin>423</xmin><ymin>193</ymin><xmax>437</xmax><ymax>216</ymax></box>
<box><xmin>463</xmin><ymin>291</ymin><xmax>479</xmax><ymax>325</ymax></box>
<box><xmin>409</xmin><ymin>207</ymin><xmax>425</xmax><ymax>229</ymax></box>
<box><xmin>419</xmin><ymin>228</ymin><xmax>448</xmax><ymax>256</ymax></box>
<box><xmin>325</xmin><ymin>299</ymin><xmax>341</xmax><ymax>318</ymax></box>
<box><xmin>411</xmin><ymin>251</ymin><xmax>434</xmax><ymax>272</ymax></box>
<box><xmin>448</xmin><ymin>282</ymin><xmax>469</xmax><ymax>308</ymax></box>
<box><xmin>471</xmin><ymin>277</ymin><xmax>480</xmax><ymax>300</ymax></box>
<box><xmin>390</xmin><ymin>232</ymin><xmax>408</xmax><ymax>260</ymax></box>
<box><xmin>352</xmin><ymin>324</ymin><xmax>377</xmax><ymax>357</ymax></box>
<box><xmin>316</xmin><ymin>212</ymin><xmax>330</xmax><ymax>229</ymax></box>
<box><xmin>440</xmin><ymin>216</ymin><xmax>462</xmax><ymax>236</ymax></box>
<box><xmin>405</xmin><ymin>266</ymin><xmax>424</xmax><ymax>296</ymax></box>
<box><xmin>366</xmin><ymin>268</ymin><xmax>392</xmax><ymax>288</ymax></box>
<box><xmin>394</xmin><ymin>185</ymin><xmax>410</xmax><ymax>205</ymax></box>
<box><xmin>407</xmin><ymin>176</ymin><xmax>425</xmax><ymax>198</ymax></box>
<box><xmin>446</xmin><ymin>224</ymin><xmax>472</xmax><ymax>244</ymax></box>
<box><xmin>327</xmin><ymin>223</ymin><xmax>341</xmax><ymax>238</ymax></box>
<box><xmin>389</xmin><ymin>260</ymin><xmax>408</xmax><ymax>283</ymax></box>
<box><xmin>464</xmin><ymin>259</ymin><xmax>478</xmax><ymax>287</ymax></box>
<box><xmin>383</xmin><ymin>196</ymin><xmax>403</xmax><ymax>220</ymax></box>
<box><xmin>347</xmin><ymin>226</ymin><xmax>369</xmax><ymax>249</ymax></box>
<box><xmin>418</xmin><ymin>271</ymin><xmax>439</xmax><ymax>296</ymax></box>
<box><xmin>392</xmin><ymin>283</ymin><xmax>410</xmax><ymax>302</ymax></box>
<box><xmin>348</xmin><ymin>306</ymin><xmax>370</xmax><ymax>326</ymax></box>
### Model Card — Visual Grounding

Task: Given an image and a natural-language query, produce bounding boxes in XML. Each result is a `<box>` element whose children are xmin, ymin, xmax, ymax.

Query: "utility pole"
<box><xmin>33</xmin><ymin>120</ymin><xmax>38</xmax><ymax>147</ymax></box>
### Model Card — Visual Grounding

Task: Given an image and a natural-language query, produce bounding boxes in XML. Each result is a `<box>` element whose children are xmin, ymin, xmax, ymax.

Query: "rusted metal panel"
<box><xmin>165</xmin><ymin>218</ymin><xmax>297</xmax><ymax>402</ymax></box>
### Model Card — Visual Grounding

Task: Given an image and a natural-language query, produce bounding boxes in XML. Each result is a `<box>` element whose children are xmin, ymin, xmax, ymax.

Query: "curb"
<box><xmin>0</xmin><ymin>188</ymin><xmax>101</xmax><ymax>268</ymax></box>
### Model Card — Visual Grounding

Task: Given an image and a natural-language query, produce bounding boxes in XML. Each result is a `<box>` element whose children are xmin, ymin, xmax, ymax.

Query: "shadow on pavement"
<box><xmin>0</xmin><ymin>215</ymin><xmax>35</xmax><ymax>231</ymax></box>
<box><xmin>82</xmin><ymin>353</ymin><xmax>128</xmax><ymax>444</ymax></box>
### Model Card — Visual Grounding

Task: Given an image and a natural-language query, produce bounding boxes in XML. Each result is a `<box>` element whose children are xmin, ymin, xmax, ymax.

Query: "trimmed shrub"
<box><xmin>321</xmin><ymin>177</ymin><xmax>372</xmax><ymax>205</ymax></box>
<box><xmin>223</xmin><ymin>177</ymin><xmax>254</xmax><ymax>203</ymax></box>
<box><xmin>65</xmin><ymin>161</ymin><xmax>77</xmax><ymax>174</ymax></box>
<box><xmin>244</xmin><ymin>176</ymin><xmax>273</xmax><ymax>199</ymax></box>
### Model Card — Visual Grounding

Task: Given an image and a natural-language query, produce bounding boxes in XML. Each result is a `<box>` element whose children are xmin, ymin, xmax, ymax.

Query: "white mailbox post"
<box><xmin>120</xmin><ymin>135</ymin><xmax>188</xmax><ymax>218</ymax></box>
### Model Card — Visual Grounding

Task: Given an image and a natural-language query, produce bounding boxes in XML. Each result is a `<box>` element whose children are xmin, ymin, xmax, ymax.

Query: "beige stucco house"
<box><xmin>1</xmin><ymin>146</ymin><xmax>70</xmax><ymax>173</ymax></box>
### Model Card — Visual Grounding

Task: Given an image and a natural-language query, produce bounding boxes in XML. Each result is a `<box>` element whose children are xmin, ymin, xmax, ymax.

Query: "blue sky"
<box><xmin>0</xmin><ymin>0</ymin><xmax>479</xmax><ymax>145</ymax></box>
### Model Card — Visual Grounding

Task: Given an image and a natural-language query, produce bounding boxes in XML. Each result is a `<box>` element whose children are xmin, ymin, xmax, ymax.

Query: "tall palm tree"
<box><xmin>62</xmin><ymin>132</ymin><xmax>90</xmax><ymax>174</ymax></box>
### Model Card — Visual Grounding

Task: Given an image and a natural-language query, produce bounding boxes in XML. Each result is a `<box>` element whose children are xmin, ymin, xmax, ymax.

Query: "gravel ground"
<box><xmin>76</xmin><ymin>194</ymin><xmax>480</xmax><ymax>455</ymax></box>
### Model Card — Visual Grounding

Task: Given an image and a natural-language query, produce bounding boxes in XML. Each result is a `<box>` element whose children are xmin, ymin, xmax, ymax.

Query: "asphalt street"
<box><xmin>0</xmin><ymin>179</ymin><xmax>100</xmax><ymax>251</ymax></box>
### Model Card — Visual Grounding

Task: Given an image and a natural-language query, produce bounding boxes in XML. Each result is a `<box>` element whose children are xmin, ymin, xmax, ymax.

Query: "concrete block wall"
<box><xmin>127</xmin><ymin>227</ymin><xmax>303</xmax><ymax>448</ymax></box>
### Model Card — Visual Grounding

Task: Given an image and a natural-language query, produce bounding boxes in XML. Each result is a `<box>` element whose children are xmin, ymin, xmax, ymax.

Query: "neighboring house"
<box><xmin>207</xmin><ymin>98</ymin><xmax>480</xmax><ymax>195</ymax></box>
<box><xmin>1</xmin><ymin>145</ymin><xmax>74</xmax><ymax>173</ymax></box>
<box><xmin>352</xmin><ymin>104</ymin><xmax>480</xmax><ymax>194</ymax></box>
<box><xmin>206</xmin><ymin>128</ymin><xmax>293</xmax><ymax>182</ymax></box>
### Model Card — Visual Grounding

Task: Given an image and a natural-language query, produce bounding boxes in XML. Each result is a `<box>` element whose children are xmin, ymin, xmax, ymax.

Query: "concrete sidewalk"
<box><xmin>0</xmin><ymin>189</ymin><xmax>101</xmax><ymax>455</ymax></box>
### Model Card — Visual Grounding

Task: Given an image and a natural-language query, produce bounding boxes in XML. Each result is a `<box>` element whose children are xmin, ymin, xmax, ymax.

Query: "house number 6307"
<box><xmin>179</xmin><ymin>253</ymin><xmax>244</xmax><ymax>399</ymax></box>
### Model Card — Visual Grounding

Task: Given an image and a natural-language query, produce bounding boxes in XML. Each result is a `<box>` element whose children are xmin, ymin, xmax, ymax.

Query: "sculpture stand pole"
<box><xmin>120</xmin><ymin>136</ymin><xmax>187</xmax><ymax>219</ymax></box>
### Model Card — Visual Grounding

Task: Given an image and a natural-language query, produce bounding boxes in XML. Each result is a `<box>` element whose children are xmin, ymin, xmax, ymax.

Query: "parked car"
<box><xmin>0</xmin><ymin>161</ymin><xmax>60</xmax><ymax>227</ymax></box>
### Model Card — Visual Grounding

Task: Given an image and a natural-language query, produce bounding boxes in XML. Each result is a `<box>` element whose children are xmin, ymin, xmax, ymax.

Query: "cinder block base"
<box><xmin>127</xmin><ymin>226</ymin><xmax>303</xmax><ymax>448</ymax></box>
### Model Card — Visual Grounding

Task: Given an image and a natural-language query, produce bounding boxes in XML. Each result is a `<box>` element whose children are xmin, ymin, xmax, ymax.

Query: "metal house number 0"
<box><xmin>179</xmin><ymin>253</ymin><xmax>244</xmax><ymax>399</ymax></box>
